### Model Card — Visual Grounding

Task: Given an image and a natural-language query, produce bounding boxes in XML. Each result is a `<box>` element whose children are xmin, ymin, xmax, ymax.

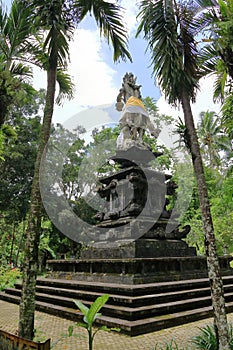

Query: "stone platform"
<box><xmin>80</xmin><ymin>239</ymin><xmax>196</xmax><ymax>259</ymax></box>
<box><xmin>2</xmin><ymin>273</ymin><xmax>233</xmax><ymax>336</ymax></box>
<box><xmin>46</xmin><ymin>255</ymin><xmax>233</xmax><ymax>284</ymax></box>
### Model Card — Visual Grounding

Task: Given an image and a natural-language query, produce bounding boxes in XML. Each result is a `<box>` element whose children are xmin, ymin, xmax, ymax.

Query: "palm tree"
<box><xmin>0</xmin><ymin>0</ymin><xmax>74</xmax><ymax>339</ymax></box>
<box><xmin>18</xmin><ymin>0</ymin><xmax>131</xmax><ymax>340</ymax></box>
<box><xmin>0</xmin><ymin>0</ymin><xmax>72</xmax><ymax>124</ymax></box>
<box><xmin>137</xmin><ymin>1</ymin><xmax>230</xmax><ymax>349</ymax></box>
<box><xmin>0</xmin><ymin>0</ymin><xmax>34</xmax><ymax>126</ymax></box>
<box><xmin>197</xmin><ymin>0</ymin><xmax>233</xmax><ymax>81</ymax></box>
<box><xmin>197</xmin><ymin>110</ymin><xmax>232</xmax><ymax>169</ymax></box>
<box><xmin>195</xmin><ymin>0</ymin><xmax>233</xmax><ymax>140</ymax></box>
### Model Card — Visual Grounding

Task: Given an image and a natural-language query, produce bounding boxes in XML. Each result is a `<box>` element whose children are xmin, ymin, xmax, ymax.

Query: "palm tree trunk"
<box><xmin>181</xmin><ymin>90</ymin><xmax>230</xmax><ymax>350</ymax></box>
<box><xmin>18</xmin><ymin>67</ymin><xmax>56</xmax><ymax>340</ymax></box>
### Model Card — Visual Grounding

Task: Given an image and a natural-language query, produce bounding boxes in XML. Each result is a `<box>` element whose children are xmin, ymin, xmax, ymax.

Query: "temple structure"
<box><xmin>2</xmin><ymin>73</ymin><xmax>232</xmax><ymax>337</ymax></box>
<box><xmin>48</xmin><ymin>73</ymin><xmax>232</xmax><ymax>283</ymax></box>
<box><xmin>81</xmin><ymin>73</ymin><xmax>194</xmax><ymax>261</ymax></box>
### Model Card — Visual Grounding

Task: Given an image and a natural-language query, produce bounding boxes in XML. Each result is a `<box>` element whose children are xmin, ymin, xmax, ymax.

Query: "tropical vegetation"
<box><xmin>0</xmin><ymin>0</ymin><xmax>232</xmax><ymax>348</ymax></box>
<box><xmin>137</xmin><ymin>0</ymin><xmax>233</xmax><ymax>348</ymax></box>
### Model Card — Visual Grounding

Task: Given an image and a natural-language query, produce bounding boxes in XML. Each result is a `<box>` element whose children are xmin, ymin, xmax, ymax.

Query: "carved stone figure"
<box><xmin>116</xmin><ymin>72</ymin><xmax>141</xmax><ymax>110</ymax></box>
<box><xmin>116</xmin><ymin>73</ymin><xmax>160</xmax><ymax>150</ymax></box>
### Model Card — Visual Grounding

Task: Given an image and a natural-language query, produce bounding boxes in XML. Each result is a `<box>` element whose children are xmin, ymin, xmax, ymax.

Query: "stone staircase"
<box><xmin>1</xmin><ymin>276</ymin><xmax>233</xmax><ymax>336</ymax></box>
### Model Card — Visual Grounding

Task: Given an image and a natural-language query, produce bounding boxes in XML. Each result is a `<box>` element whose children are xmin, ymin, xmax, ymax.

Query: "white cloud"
<box><xmin>50</xmin><ymin>28</ymin><xmax>120</xmax><ymax>123</ymax></box>
<box><xmin>157</xmin><ymin>95</ymin><xmax>181</xmax><ymax>119</ymax></box>
<box><xmin>30</xmin><ymin>4</ymin><xmax>140</xmax><ymax>124</ymax></box>
<box><xmin>121</xmin><ymin>0</ymin><xmax>138</xmax><ymax>35</ymax></box>
<box><xmin>192</xmin><ymin>76</ymin><xmax>221</xmax><ymax>120</ymax></box>
<box><xmin>68</xmin><ymin>30</ymin><xmax>118</xmax><ymax>105</ymax></box>
<box><xmin>157</xmin><ymin>75</ymin><xmax>221</xmax><ymax>123</ymax></box>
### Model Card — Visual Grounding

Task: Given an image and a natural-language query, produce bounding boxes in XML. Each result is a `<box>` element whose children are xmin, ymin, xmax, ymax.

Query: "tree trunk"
<box><xmin>9</xmin><ymin>223</ymin><xmax>15</xmax><ymax>266</ymax></box>
<box><xmin>18</xmin><ymin>67</ymin><xmax>56</xmax><ymax>340</ymax></box>
<box><xmin>181</xmin><ymin>90</ymin><xmax>230</xmax><ymax>350</ymax></box>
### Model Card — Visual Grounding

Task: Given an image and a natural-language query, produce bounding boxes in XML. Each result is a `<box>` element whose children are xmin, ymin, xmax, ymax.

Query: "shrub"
<box><xmin>0</xmin><ymin>267</ymin><xmax>21</xmax><ymax>291</ymax></box>
<box><xmin>153</xmin><ymin>339</ymin><xmax>188</xmax><ymax>349</ymax></box>
<box><xmin>192</xmin><ymin>323</ymin><xmax>233</xmax><ymax>349</ymax></box>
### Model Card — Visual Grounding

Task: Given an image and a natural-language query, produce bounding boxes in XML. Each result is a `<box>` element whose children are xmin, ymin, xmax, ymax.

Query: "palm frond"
<box><xmin>74</xmin><ymin>0</ymin><xmax>132</xmax><ymax>62</ymax></box>
<box><xmin>199</xmin><ymin>44</ymin><xmax>219</xmax><ymax>76</ymax></box>
<box><xmin>55</xmin><ymin>69</ymin><xmax>75</xmax><ymax>105</ymax></box>
<box><xmin>221</xmin><ymin>92</ymin><xmax>233</xmax><ymax>139</ymax></box>
<box><xmin>137</xmin><ymin>0</ymin><xmax>200</xmax><ymax>105</ymax></box>
<box><xmin>31</xmin><ymin>0</ymin><xmax>74</xmax><ymax>67</ymax></box>
<box><xmin>212</xmin><ymin>68</ymin><xmax>227</xmax><ymax>102</ymax></box>
<box><xmin>9</xmin><ymin>61</ymin><xmax>32</xmax><ymax>79</ymax></box>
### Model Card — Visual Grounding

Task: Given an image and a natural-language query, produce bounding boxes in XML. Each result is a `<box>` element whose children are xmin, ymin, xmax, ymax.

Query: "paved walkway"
<box><xmin>0</xmin><ymin>300</ymin><xmax>233</xmax><ymax>349</ymax></box>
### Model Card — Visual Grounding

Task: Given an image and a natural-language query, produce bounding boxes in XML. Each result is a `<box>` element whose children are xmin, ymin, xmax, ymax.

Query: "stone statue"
<box><xmin>116</xmin><ymin>72</ymin><xmax>141</xmax><ymax>110</ymax></box>
<box><xmin>116</xmin><ymin>73</ymin><xmax>160</xmax><ymax>150</ymax></box>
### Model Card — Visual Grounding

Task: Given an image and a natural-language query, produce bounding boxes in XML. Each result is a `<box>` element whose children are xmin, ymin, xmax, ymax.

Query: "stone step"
<box><xmin>2</xmin><ymin>287</ymin><xmax>215</xmax><ymax>320</ymax></box>
<box><xmin>2</xmin><ymin>275</ymin><xmax>233</xmax><ymax>336</ymax></box>
<box><xmin>1</xmin><ymin>290</ymin><xmax>233</xmax><ymax>336</ymax></box>
<box><xmin>37</xmin><ymin>277</ymin><xmax>211</xmax><ymax>295</ymax></box>
<box><xmin>36</xmin><ymin>284</ymin><xmax>212</xmax><ymax>305</ymax></box>
<box><xmin>15</xmin><ymin>282</ymin><xmax>213</xmax><ymax>306</ymax></box>
<box><xmin>37</xmin><ymin>275</ymin><xmax>233</xmax><ymax>295</ymax></box>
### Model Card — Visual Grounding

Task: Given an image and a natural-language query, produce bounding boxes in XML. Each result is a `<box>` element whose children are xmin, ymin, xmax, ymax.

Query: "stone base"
<box><xmin>112</xmin><ymin>146</ymin><xmax>163</xmax><ymax>167</ymax></box>
<box><xmin>46</xmin><ymin>255</ymin><xmax>233</xmax><ymax>284</ymax></box>
<box><xmin>80</xmin><ymin>239</ymin><xmax>196</xmax><ymax>259</ymax></box>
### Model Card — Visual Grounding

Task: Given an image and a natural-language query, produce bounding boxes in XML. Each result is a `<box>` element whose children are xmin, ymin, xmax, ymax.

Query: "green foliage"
<box><xmin>74</xmin><ymin>0</ymin><xmax>131</xmax><ymax>63</ymax></box>
<box><xmin>0</xmin><ymin>124</ymin><xmax>17</xmax><ymax>160</ymax></box>
<box><xmin>172</xmin><ymin>107</ymin><xmax>233</xmax><ymax>255</ymax></box>
<box><xmin>143</xmin><ymin>96</ymin><xmax>175</xmax><ymax>128</ymax></box>
<box><xmin>153</xmin><ymin>339</ymin><xmax>188</xmax><ymax>350</ymax></box>
<box><xmin>87</xmin><ymin>126</ymin><xmax>120</xmax><ymax>176</ymax></box>
<box><xmin>0</xmin><ymin>71</ymin><xmax>23</xmax><ymax>125</ymax></box>
<box><xmin>74</xmin><ymin>294</ymin><xmax>109</xmax><ymax>329</ymax></box>
<box><xmin>137</xmin><ymin>0</ymin><xmax>200</xmax><ymax>105</ymax></box>
<box><xmin>0</xmin><ymin>267</ymin><xmax>21</xmax><ymax>291</ymax></box>
<box><xmin>179</xmin><ymin>162</ymin><xmax>233</xmax><ymax>255</ymax></box>
<box><xmin>0</xmin><ymin>218</ymin><xmax>24</xmax><ymax>267</ymax></box>
<box><xmin>91</xmin><ymin>126</ymin><xmax>120</xmax><ymax>145</ymax></box>
<box><xmin>196</xmin><ymin>0</ymin><xmax>233</xmax><ymax>104</ymax></box>
<box><xmin>41</xmin><ymin>221</ymin><xmax>81</xmax><ymax>260</ymax></box>
<box><xmin>0</xmin><ymin>0</ymin><xmax>36</xmax><ymax>124</ymax></box>
<box><xmin>0</xmin><ymin>113</ymin><xmax>41</xmax><ymax>222</ymax></box>
<box><xmin>153</xmin><ymin>323</ymin><xmax>233</xmax><ymax>350</ymax></box>
<box><xmin>73</xmin><ymin>294</ymin><xmax>119</xmax><ymax>350</ymax></box>
<box><xmin>210</xmin><ymin>173</ymin><xmax>233</xmax><ymax>254</ymax></box>
<box><xmin>56</xmin><ymin>70</ymin><xmax>75</xmax><ymax>105</ymax></box>
<box><xmin>174</xmin><ymin>116</ymin><xmax>191</xmax><ymax>151</ymax></box>
<box><xmin>197</xmin><ymin>110</ymin><xmax>232</xmax><ymax>169</ymax></box>
<box><xmin>221</xmin><ymin>92</ymin><xmax>233</xmax><ymax>139</ymax></box>
<box><xmin>39</xmin><ymin>221</ymin><xmax>56</xmax><ymax>260</ymax></box>
<box><xmin>33</xmin><ymin>328</ymin><xmax>47</xmax><ymax>343</ymax></box>
<box><xmin>192</xmin><ymin>323</ymin><xmax>233</xmax><ymax>349</ymax></box>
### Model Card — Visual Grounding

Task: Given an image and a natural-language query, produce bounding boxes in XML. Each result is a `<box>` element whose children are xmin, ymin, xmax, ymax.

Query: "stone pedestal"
<box><xmin>47</xmin><ymin>255</ymin><xmax>233</xmax><ymax>284</ymax></box>
<box><xmin>81</xmin><ymin>239</ymin><xmax>196</xmax><ymax>259</ymax></box>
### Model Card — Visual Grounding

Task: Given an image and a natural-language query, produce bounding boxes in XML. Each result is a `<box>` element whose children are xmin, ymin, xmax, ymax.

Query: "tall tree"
<box><xmin>195</xmin><ymin>0</ymin><xmax>233</xmax><ymax>140</ymax></box>
<box><xmin>197</xmin><ymin>110</ymin><xmax>231</xmax><ymax>168</ymax></box>
<box><xmin>0</xmin><ymin>91</ymin><xmax>43</xmax><ymax>267</ymax></box>
<box><xmin>19</xmin><ymin>0</ymin><xmax>131</xmax><ymax>340</ymax></box>
<box><xmin>0</xmin><ymin>0</ymin><xmax>34</xmax><ymax>126</ymax></box>
<box><xmin>137</xmin><ymin>1</ymin><xmax>230</xmax><ymax>349</ymax></box>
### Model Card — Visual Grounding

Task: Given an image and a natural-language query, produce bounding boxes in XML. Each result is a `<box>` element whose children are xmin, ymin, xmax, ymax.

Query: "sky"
<box><xmin>3</xmin><ymin>0</ymin><xmax>220</xmax><ymax>127</ymax></box>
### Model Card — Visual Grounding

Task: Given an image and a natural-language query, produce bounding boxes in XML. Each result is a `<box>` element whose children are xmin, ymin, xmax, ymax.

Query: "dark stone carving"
<box><xmin>90</xmin><ymin>73</ymin><xmax>193</xmax><ymax>250</ymax></box>
<box><xmin>47</xmin><ymin>73</ymin><xmax>233</xmax><ymax>285</ymax></box>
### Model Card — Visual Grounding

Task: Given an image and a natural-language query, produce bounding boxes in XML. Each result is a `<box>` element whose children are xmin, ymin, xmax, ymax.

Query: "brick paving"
<box><xmin>1</xmin><ymin>300</ymin><xmax>233</xmax><ymax>349</ymax></box>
